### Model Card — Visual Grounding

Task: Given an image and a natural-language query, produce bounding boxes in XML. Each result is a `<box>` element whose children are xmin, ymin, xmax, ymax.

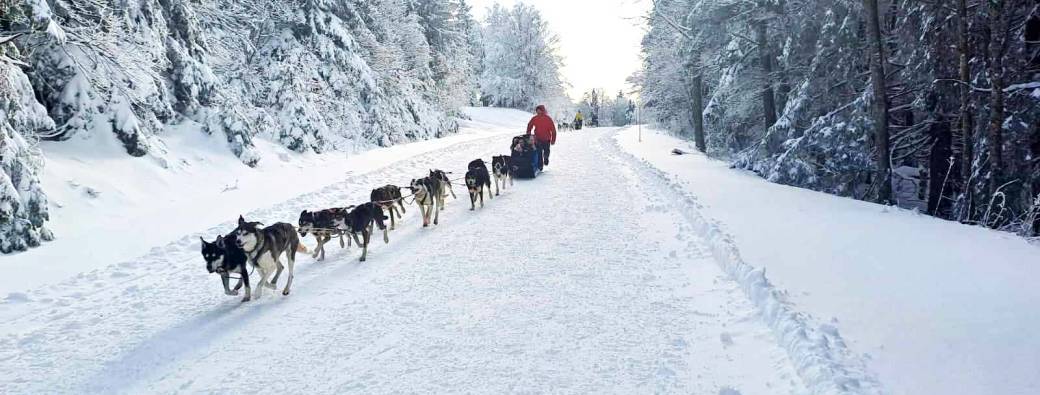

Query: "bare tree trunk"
<box><xmin>957</xmin><ymin>0</ymin><xmax>974</xmax><ymax>220</ymax></box>
<box><xmin>927</xmin><ymin>113</ymin><xmax>953</xmax><ymax>216</ymax></box>
<box><xmin>690</xmin><ymin>74</ymin><xmax>707</xmax><ymax>152</ymax></box>
<box><xmin>1032</xmin><ymin>122</ymin><xmax>1040</xmax><ymax>236</ymax></box>
<box><xmin>755</xmin><ymin>20</ymin><xmax>778</xmax><ymax>142</ymax></box>
<box><xmin>864</xmin><ymin>0</ymin><xmax>893</xmax><ymax>204</ymax></box>
<box><xmin>926</xmin><ymin>0</ymin><xmax>955</xmax><ymax>218</ymax></box>
<box><xmin>985</xmin><ymin>0</ymin><xmax>1008</xmax><ymax>200</ymax></box>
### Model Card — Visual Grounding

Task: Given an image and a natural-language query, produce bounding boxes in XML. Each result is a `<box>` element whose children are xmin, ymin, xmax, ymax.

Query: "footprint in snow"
<box><xmin>718</xmin><ymin>387</ymin><xmax>742</xmax><ymax>395</ymax></box>
<box><xmin>5</xmin><ymin>292</ymin><xmax>30</xmax><ymax>304</ymax></box>
<box><xmin>720</xmin><ymin>332</ymin><xmax>734</xmax><ymax>347</ymax></box>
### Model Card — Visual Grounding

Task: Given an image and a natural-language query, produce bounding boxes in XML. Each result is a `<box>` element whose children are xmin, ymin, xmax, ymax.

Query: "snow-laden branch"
<box><xmin>935</xmin><ymin>79</ymin><xmax>1040</xmax><ymax>93</ymax></box>
<box><xmin>0</xmin><ymin>32</ymin><xmax>27</xmax><ymax>46</ymax></box>
<box><xmin>650</xmin><ymin>1</ymin><xmax>694</xmax><ymax>39</ymax></box>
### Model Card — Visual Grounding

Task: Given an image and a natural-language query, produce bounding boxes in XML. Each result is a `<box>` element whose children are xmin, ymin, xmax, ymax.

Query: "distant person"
<box><xmin>526</xmin><ymin>105</ymin><xmax>557</xmax><ymax>170</ymax></box>
<box><xmin>574</xmin><ymin>111</ymin><xmax>584</xmax><ymax>130</ymax></box>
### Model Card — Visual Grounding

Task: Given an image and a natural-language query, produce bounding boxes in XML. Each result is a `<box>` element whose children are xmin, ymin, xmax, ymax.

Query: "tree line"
<box><xmin>0</xmin><ymin>0</ymin><xmax>567</xmax><ymax>253</ymax></box>
<box><xmin>636</xmin><ymin>0</ymin><xmax>1040</xmax><ymax>236</ymax></box>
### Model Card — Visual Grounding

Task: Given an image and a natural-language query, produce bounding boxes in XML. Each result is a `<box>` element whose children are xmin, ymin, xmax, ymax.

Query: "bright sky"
<box><xmin>469</xmin><ymin>0</ymin><xmax>651</xmax><ymax>102</ymax></box>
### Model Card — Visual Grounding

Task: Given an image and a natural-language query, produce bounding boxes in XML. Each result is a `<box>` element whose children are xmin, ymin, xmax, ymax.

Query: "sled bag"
<box><xmin>510</xmin><ymin>135</ymin><xmax>540</xmax><ymax>179</ymax></box>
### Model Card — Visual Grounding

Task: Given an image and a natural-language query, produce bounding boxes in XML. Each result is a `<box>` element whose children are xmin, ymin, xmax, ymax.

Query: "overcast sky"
<box><xmin>468</xmin><ymin>0</ymin><xmax>651</xmax><ymax>102</ymax></box>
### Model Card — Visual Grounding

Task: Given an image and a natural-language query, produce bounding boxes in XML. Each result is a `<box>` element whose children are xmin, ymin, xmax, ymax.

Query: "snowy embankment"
<box><xmin>615</xmin><ymin>127</ymin><xmax>1040</xmax><ymax>395</ymax></box>
<box><xmin>1</xmin><ymin>108</ymin><xmax>530</xmax><ymax>295</ymax></box>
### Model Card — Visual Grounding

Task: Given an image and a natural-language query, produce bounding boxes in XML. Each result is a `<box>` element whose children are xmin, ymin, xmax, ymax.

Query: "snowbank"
<box><xmin>615</xmin><ymin>127</ymin><xmax>1040</xmax><ymax>395</ymax></box>
<box><xmin>0</xmin><ymin>108</ymin><xmax>530</xmax><ymax>294</ymax></box>
<box><xmin>610</xmin><ymin>130</ymin><xmax>882</xmax><ymax>395</ymax></box>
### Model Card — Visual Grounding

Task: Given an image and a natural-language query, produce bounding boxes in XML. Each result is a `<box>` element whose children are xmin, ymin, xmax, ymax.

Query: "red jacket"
<box><xmin>526</xmin><ymin>114</ymin><xmax>557</xmax><ymax>144</ymax></box>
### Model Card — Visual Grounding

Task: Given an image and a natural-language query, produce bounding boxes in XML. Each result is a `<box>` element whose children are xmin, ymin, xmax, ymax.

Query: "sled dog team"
<box><xmin>200</xmin><ymin>157</ymin><xmax>514</xmax><ymax>303</ymax></box>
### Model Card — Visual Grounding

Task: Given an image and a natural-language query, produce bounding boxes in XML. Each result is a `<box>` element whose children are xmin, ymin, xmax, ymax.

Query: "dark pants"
<box><xmin>536</xmin><ymin>141</ymin><xmax>550</xmax><ymax>169</ymax></box>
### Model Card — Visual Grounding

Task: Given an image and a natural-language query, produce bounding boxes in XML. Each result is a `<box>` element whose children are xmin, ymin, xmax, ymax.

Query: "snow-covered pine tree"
<box><xmin>638</xmin><ymin>0</ymin><xmax>1040</xmax><ymax>235</ymax></box>
<box><xmin>0</xmin><ymin>4</ymin><xmax>57</xmax><ymax>252</ymax></box>
<box><xmin>611</xmin><ymin>90</ymin><xmax>634</xmax><ymax>127</ymax></box>
<box><xmin>0</xmin><ymin>0</ymin><xmax>485</xmax><ymax>253</ymax></box>
<box><xmin>478</xmin><ymin>3</ymin><xmax>568</xmax><ymax>110</ymax></box>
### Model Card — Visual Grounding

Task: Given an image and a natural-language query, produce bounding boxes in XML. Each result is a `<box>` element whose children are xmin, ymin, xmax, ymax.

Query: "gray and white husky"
<box><xmin>429</xmin><ymin>169</ymin><xmax>456</xmax><ymax>206</ymax></box>
<box><xmin>235</xmin><ymin>216</ymin><xmax>307</xmax><ymax>298</ymax></box>
<box><xmin>410</xmin><ymin>177</ymin><xmax>442</xmax><ymax>227</ymax></box>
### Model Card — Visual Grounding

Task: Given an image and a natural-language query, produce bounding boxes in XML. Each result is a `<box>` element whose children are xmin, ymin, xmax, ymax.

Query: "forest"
<box><xmin>0</xmin><ymin>0</ymin><xmax>568</xmax><ymax>253</ymax></box>
<box><xmin>636</xmin><ymin>0</ymin><xmax>1040</xmax><ymax>236</ymax></box>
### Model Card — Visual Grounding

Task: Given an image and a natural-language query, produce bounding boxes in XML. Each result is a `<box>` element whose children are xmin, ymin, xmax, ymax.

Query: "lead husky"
<box><xmin>200</xmin><ymin>232</ymin><xmax>252</xmax><ymax>303</ymax></box>
<box><xmin>235</xmin><ymin>216</ymin><xmax>307</xmax><ymax>298</ymax></box>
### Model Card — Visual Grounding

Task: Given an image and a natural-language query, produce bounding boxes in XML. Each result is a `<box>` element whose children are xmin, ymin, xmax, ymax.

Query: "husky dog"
<box><xmin>298</xmin><ymin>207</ymin><xmax>351</xmax><ymax>261</ymax></box>
<box><xmin>371</xmin><ymin>185</ymin><xmax>406</xmax><ymax>230</ymax></box>
<box><xmin>429</xmin><ymin>169</ymin><xmax>456</xmax><ymax>206</ymax></box>
<box><xmin>200</xmin><ymin>232</ymin><xmax>252</xmax><ymax>303</ymax></box>
<box><xmin>341</xmin><ymin>202</ymin><xmax>389</xmax><ymax>262</ymax></box>
<box><xmin>410</xmin><ymin>176</ymin><xmax>442</xmax><ymax>227</ymax></box>
<box><xmin>465</xmin><ymin>159</ymin><xmax>493</xmax><ymax>210</ymax></box>
<box><xmin>491</xmin><ymin>155</ymin><xmax>512</xmax><ymax>195</ymax></box>
<box><xmin>235</xmin><ymin>216</ymin><xmax>307</xmax><ymax>298</ymax></box>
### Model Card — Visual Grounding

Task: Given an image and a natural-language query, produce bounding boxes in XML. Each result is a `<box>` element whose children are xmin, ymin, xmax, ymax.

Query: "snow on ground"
<box><xmin>617</xmin><ymin>127</ymin><xmax>1040</xmax><ymax>395</ymax></box>
<box><xmin>1</xmin><ymin>107</ymin><xmax>528</xmax><ymax>295</ymax></box>
<box><xmin>0</xmin><ymin>122</ymin><xmax>806</xmax><ymax>394</ymax></box>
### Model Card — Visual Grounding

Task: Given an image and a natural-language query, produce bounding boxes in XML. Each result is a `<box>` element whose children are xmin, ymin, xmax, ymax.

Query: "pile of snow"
<box><xmin>615</xmin><ymin>127</ymin><xmax>1040</xmax><ymax>395</ymax></box>
<box><xmin>0</xmin><ymin>107</ymin><xmax>530</xmax><ymax>294</ymax></box>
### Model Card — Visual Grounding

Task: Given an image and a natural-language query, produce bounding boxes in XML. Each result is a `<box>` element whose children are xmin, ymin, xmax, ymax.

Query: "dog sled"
<box><xmin>510</xmin><ymin>135</ymin><xmax>541</xmax><ymax>179</ymax></box>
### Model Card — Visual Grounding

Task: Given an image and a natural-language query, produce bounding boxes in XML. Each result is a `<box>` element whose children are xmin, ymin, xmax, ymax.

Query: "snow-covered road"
<box><xmin>1</xmin><ymin>126</ymin><xmax>804</xmax><ymax>394</ymax></box>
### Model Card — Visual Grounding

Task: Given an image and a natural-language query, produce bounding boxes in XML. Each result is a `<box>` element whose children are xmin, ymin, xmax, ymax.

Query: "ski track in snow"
<box><xmin>0</xmin><ymin>128</ymin><xmax>806</xmax><ymax>394</ymax></box>
<box><xmin>608</xmin><ymin>132</ymin><xmax>884</xmax><ymax>395</ymax></box>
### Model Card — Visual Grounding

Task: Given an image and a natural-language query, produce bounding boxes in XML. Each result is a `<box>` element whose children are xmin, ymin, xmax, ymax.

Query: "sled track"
<box><xmin>0</xmin><ymin>134</ymin><xmax>510</xmax><ymax>393</ymax></box>
<box><xmin>604</xmin><ymin>132</ymin><xmax>884</xmax><ymax>395</ymax></box>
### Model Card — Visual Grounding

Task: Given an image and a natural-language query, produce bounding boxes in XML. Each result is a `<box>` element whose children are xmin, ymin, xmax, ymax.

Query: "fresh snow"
<box><xmin>0</xmin><ymin>108</ymin><xmax>529</xmax><ymax>295</ymax></box>
<box><xmin>5</xmin><ymin>110</ymin><xmax>1035</xmax><ymax>394</ymax></box>
<box><xmin>617</xmin><ymin>127</ymin><xmax>1040</xmax><ymax>395</ymax></box>
<box><xmin>0</xmin><ymin>113</ymin><xmax>806</xmax><ymax>394</ymax></box>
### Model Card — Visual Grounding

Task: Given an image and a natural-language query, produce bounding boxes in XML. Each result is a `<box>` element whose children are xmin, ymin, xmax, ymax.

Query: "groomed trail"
<box><xmin>1</xmin><ymin>126</ymin><xmax>806</xmax><ymax>394</ymax></box>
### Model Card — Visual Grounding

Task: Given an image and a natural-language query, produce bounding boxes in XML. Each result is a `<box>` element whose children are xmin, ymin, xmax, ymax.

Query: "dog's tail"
<box><xmin>296</xmin><ymin>243</ymin><xmax>309</xmax><ymax>253</ymax></box>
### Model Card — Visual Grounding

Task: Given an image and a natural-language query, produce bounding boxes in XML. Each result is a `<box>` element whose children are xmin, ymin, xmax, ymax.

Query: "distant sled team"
<box><xmin>200</xmin><ymin>139</ymin><xmax>536</xmax><ymax>302</ymax></box>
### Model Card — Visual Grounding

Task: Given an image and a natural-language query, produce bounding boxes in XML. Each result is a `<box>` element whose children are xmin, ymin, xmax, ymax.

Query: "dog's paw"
<box><xmin>225</xmin><ymin>290</ymin><xmax>239</xmax><ymax>296</ymax></box>
<box><xmin>282</xmin><ymin>290</ymin><xmax>290</xmax><ymax>296</ymax></box>
<box><xmin>265</xmin><ymin>282</ymin><xmax>277</xmax><ymax>290</ymax></box>
<box><xmin>241</xmin><ymin>296</ymin><xmax>251</xmax><ymax>303</ymax></box>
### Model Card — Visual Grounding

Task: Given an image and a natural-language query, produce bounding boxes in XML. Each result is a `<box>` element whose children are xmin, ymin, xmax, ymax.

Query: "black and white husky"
<box><xmin>465</xmin><ymin>159</ymin><xmax>493</xmax><ymax>210</ymax></box>
<box><xmin>200</xmin><ymin>232</ymin><xmax>252</xmax><ymax>303</ymax></box>
<box><xmin>235</xmin><ymin>216</ymin><xmax>307</xmax><ymax>298</ymax></box>
<box><xmin>410</xmin><ymin>176</ymin><xmax>442</xmax><ymax>227</ymax></box>
<box><xmin>491</xmin><ymin>155</ymin><xmax>512</xmax><ymax>195</ymax></box>
<box><xmin>342</xmin><ymin>202</ymin><xmax>389</xmax><ymax>262</ymax></box>
<box><xmin>298</xmin><ymin>207</ymin><xmax>350</xmax><ymax>261</ymax></box>
<box><xmin>371</xmin><ymin>185</ymin><xmax>406</xmax><ymax>230</ymax></box>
